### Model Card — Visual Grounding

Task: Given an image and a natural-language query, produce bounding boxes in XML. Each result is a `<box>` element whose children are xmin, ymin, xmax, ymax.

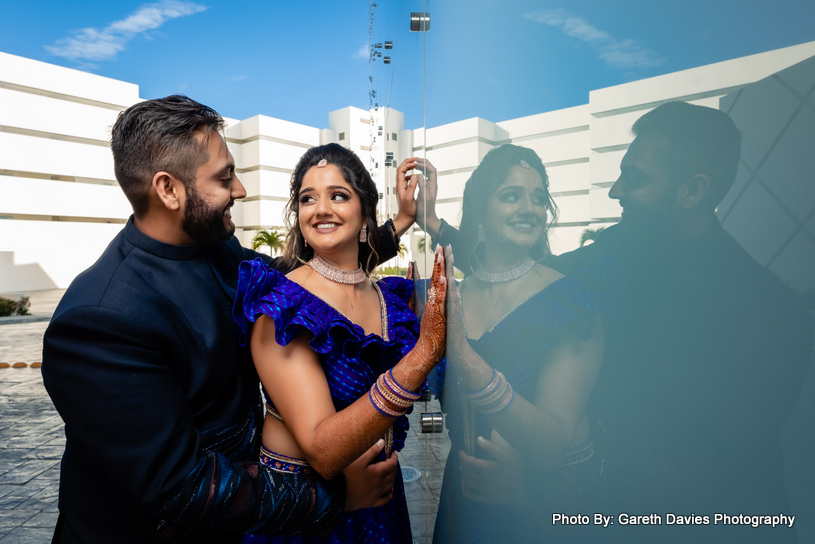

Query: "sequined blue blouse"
<box><xmin>233</xmin><ymin>258</ymin><xmax>419</xmax><ymax>544</ymax></box>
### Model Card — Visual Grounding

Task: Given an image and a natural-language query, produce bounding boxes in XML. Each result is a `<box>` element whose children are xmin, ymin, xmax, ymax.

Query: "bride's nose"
<box><xmin>315</xmin><ymin>196</ymin><xmax>332</xmax><ymax>216</ymax></box>
<box><xmin>518</xmin><ymin>194</ymin><xmax>533</xmax><ymax>213</ymax></box>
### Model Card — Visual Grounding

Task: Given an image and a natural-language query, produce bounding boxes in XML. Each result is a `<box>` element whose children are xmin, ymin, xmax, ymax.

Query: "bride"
<box><xmin>233</xmin><ymin>143</ymin><xmax>447</xmax><ymax>543</ymax></box>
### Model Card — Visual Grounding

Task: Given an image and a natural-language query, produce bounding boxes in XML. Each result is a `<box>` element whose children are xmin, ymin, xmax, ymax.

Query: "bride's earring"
<box><xmin>477</xmin><ymin>225</ymin><xmax>486</xmax><ymax>242</ymax></box>
<box><xmin>359</xmin><ymin>223</ymin><xmax>368</xmax><ymax>243</ymax></box>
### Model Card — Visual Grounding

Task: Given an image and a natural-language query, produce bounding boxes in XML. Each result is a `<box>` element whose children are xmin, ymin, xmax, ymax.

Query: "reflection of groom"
<box><xmin>42</xmin><ymin>95</ymin><xmax>413</xmax><ymax>542</ymax></box>
<box><xmin>429</xmin><ymin>102</ymin><xmax>812</xmax><ymax>543</ymax></box>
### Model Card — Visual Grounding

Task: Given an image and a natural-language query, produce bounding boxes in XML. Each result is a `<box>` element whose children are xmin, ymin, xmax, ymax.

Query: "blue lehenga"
<box><xmin>233</xmin><ymin>258</ymin><xmax>419</xmax><ymax>544</ymax></box>
<box><xmin>432</xmin><ymin>266</ymin><xmax>617</xmax><ymax>544</ymax></box>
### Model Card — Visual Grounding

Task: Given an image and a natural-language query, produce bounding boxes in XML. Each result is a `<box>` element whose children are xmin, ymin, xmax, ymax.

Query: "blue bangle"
<box><xmin>369</xmin><ymin>390</ymin><xmax>392</xmax><ymax>417</ymax></box>
<box><xmin>387</xmin><ymin>368</ymin><xmax>422</xmax><ymax>400</ymax></box>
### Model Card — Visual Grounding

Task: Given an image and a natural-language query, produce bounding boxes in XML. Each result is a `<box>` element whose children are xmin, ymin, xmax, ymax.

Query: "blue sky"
<box><xmin>3</xmin><ymin>1</ymin><xmax>815</xmax><ymax>129</ymax></box>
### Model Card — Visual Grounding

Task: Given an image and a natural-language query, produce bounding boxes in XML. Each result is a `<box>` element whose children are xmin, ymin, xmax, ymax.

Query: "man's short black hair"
<box><xmin>632</xmin><ymin>101</ymin><xmax>741</xmax><ymax>207</ymax></box>
<box><xmin>111</xmin><ymin>95</ymin><xmax>225</xmax><ymax>216</ymax></box>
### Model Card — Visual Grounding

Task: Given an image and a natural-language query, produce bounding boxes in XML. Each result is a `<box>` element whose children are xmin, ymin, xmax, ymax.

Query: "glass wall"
<box><xmin>394</xmin><ymin>2</ymin><xmax>815</xmax><ymax>543</ymax></box>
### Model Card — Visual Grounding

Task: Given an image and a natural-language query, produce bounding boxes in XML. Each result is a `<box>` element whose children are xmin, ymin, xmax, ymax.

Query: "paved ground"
<box><xmin>0</xmin><ymin>289</ymin><xmax>451</xmax><ymax>543</ymax></box>
<box><xmin>0</xmin><ymin>368</ymin><xmax>62</xmax><ymax>543</ymax></box>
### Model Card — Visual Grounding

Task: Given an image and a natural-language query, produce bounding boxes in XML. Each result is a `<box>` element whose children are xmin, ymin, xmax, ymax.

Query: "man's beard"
<box><xmin>181</xmin><ymin>186</ymin><xmax>234</xmax><ymax>245</ymax></box>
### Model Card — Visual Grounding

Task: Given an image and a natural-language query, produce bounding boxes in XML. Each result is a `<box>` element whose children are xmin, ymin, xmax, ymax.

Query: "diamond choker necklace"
<box><xmin>475</xmin><ymin>256</ymin><xmax>536</xmax><ymax>283</ymax></box>
<box><xmin>309</xmin><ymin>255</ymin><xmax>367</xmax><ymax>284</ymax></box>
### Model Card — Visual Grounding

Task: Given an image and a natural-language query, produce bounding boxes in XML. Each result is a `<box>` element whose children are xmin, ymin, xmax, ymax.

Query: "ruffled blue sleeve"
<box><xmin>233</xmin><ymin>260</ymin><xmax>420</xmax><ymax>367</ymax></box>
<box><xmin>233</xmin><ymin>258</ymin><xmax>307</xmax><ymax>348</ymax></box>
<box><xmin>378</xmin><ymin>275</ymin><xmax>414</xmax><ymax>305</ymax></box>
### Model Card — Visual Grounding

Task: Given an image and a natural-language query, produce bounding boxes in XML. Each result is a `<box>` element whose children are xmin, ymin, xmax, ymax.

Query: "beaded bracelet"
<box><xmin>386</xmin><ymin>218</ymin><xmax>397</xmax><ymax>239</ymax></box>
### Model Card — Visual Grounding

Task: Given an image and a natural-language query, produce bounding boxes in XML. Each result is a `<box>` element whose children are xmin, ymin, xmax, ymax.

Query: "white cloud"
<box><xmin>524</xmin><ymin>9</ymin><xmax>663</xmax><ymax>70</ymax></box>
<box><xmin>229</xmin><ymin>75</ymin><xmax>246</xmax><ymax>82</ymax></box>
<box><xmin>45</xmin><ymin>0</ymin><xmax>207</xmax><ymax>62</ymax></box>
<box><xmin>353</xmin><ymin>43</ymin><xmax>370</xmax><ymax>60</ymax></box>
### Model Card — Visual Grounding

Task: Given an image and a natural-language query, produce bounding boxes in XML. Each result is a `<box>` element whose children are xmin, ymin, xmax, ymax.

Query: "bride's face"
<box><xmin>298</xmin><ymin>164</ymin><xmax>364</xmax><ymax>255</ymax></box>
<box><xmin>484</xmin><ymin>166</ymin><xmax>548</xmax><ymax>250</ymax></box>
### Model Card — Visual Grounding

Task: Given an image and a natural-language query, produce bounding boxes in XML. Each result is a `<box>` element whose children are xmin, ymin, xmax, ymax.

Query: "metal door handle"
<box><xmin>420</xmin><ymin>412</ymin><xmax>443</xmax><ymax>433</ymax></box>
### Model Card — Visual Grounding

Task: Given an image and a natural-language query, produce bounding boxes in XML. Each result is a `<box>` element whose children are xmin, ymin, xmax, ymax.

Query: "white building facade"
<box><xmin>2</xmin><ymin>41</ymin><xmax>814</xmax><ymax>292</ymax></box>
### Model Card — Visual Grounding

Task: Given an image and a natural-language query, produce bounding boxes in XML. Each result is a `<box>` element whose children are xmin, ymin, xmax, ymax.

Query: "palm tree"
<box><xmin>579</xmin><ymin>226</ymin><xmax>606</xmax><ymax>247</ymax></box>
<box><xmin>397</xmin><ymin>243</ymin><xmax>408</xmax><ymax>258</ymax></box>
<box><xmin>252</xmin><ymin>229</ymin><xmax>285</xmax><ymax>256</ymax></box>
<box><xmin>417</xmin><ymin>236</ymin><xmax>428</xmax><ymax>253</ymax></box>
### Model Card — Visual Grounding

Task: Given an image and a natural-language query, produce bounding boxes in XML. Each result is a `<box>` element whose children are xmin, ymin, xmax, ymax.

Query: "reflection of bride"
<box><xmin>427</xmin><ymin>145</ymin><xmax>610</xmax><ymax>543</ymax></box>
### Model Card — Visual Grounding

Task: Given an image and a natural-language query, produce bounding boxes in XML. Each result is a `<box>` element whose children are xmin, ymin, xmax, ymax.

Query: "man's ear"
<box><xmin>152</xmin><ymin>172</ymin><xmax>185</xmax><ymax>211</ymax></box>
<box><xmin>677</xmin><ymin>174</ymin><xmax>710</xmax><ymax>210</ymax></box>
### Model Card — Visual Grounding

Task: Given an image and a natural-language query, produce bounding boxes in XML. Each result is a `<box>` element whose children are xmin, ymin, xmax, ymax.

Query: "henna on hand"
<box><xmin>399</xmin><ymin>246</ymin><xmax>447</xmax><ymax>382</ymax></box>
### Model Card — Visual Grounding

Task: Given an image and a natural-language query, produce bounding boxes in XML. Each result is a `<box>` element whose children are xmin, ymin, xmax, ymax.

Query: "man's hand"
<box><xmin>392</xmin><ymin>158</ymin><xmax>421</xmax><ymax>238</ymax></box>
<box><xmin>415</xmin><ymin>158</ymin><xmax>440</xmax><ymax>238</ymax></box>
<box><xmin>343</xmin><ymin>439</ymin><xmax>398</xmax><ymax>511</ymax></box>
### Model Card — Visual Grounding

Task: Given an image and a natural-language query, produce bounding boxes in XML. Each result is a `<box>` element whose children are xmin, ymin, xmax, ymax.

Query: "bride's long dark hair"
<box><xmin>280</xmin><ymin>143</ymin><xmax>381</xmax><ymax>274</ymax></box>
<box><xmin>458</xmin><ymin>144</ymin><xmax>558</xmax><ymax>276</ymax></box>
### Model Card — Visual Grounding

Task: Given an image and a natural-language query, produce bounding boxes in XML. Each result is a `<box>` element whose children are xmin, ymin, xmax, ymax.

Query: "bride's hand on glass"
<box><xmin>412</xmin><ymin>246</ymin><xmax>447</xmax><ymax>371</ymax></box>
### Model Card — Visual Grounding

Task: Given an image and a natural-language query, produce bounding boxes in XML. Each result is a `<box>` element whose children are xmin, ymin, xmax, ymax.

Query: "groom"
<box><xmin>42</xmin><ymin>95</ymin><xmax>415</xmax><ymax>543</ymax></box>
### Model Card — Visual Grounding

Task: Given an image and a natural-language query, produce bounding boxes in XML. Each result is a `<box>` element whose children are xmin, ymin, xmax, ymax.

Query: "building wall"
<box><xmin>717</xmin><ymin>55</ymin><xmax>815</xmax><ymax>295</ymax></box>
<box><xmin>2</xmin><ymin>41</ymin><xmax>814</xmax><ymax>292</ymax></box>
<box><xmin>0</xmin><ymin>52</ymin><xmax>138</xmax><ymax>292</ymax></box>
<box><xmin>224</xmin><ymin>114</ymin><xmax>320</xmax><ymax>250</ymax></box>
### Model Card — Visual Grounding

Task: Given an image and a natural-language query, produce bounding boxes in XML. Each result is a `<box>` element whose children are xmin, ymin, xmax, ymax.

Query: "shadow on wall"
<box><xmin>0</xmin><ymin>251</ymin><xmax>57</xmax><ymax>292</ymax></box>
<box><xmin>718</xmin><ymin>54</ymin><xmax>815</xmax><ymax>295</ymax></box>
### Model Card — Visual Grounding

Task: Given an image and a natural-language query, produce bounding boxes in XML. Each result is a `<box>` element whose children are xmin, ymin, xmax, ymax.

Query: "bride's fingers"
<box><xmin>425</xmin><ymin>247</ymin><xmax>447</xmax><ymax>320</ymax></box>
<box><xmin>432</xmin><ymin>245</ymin><xmax>445</xmax><ymax>282</ymax></box>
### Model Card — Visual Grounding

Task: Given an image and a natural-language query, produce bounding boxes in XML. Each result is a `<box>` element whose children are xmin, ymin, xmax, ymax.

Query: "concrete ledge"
<box><xmin>0</xmin><ymin>314</ymin><xmax>51</xmax><ymax>325</ymax></box>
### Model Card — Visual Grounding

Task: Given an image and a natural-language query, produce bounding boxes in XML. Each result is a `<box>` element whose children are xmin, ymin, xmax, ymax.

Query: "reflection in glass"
<box><xmin>425</xmin><ymin>145</ymin><xmax>611</xmax><ymax>543</ymax></box>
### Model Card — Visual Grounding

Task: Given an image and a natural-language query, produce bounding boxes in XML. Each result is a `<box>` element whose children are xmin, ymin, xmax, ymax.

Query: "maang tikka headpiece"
<box><xmin>317</xmin><ymin>159</ymin><xmax>328</xmax><ymax>167</ymax></box>
<box><xmin>520</xmin><ymin>160</ymin><xmax>531</xmax><ymax>169</ymax></box>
